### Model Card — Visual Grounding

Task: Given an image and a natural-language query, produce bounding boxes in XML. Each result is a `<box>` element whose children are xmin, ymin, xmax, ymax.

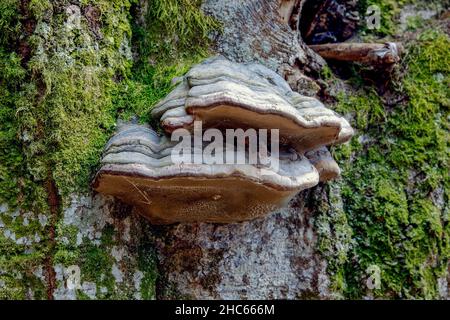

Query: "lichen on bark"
<box><xmin>0</xmin><ymin>0</ymin><xmax>150</xmax><ymax>299</ymax></box>
<box><xmin>1</xmin><ymin>0</ymin><xmax>220</xmax><ymax>300</ymax></box>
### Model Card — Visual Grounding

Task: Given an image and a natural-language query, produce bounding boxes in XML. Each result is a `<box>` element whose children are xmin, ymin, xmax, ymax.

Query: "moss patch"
<box><xmin>114</xmin><ymin>0</ymin><xmax>219</xmax><ymax>124</ymax></box>
<box><xmin>323</xmin><ymin>28</ymin><xmax>449</xmax><ymax>298</ymax></box>
<box><xmin>1</xmin><ymin>0</ymin><xmax>217</xmax><ymax>299</ymax></box>
<box><xmin>357</xmin><ymin>0</ymin><xmax>445</xmax><ymax>37</ymax></box>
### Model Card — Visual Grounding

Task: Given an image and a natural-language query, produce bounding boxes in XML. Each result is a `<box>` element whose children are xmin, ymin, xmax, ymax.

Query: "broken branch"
<box><xmin>309</xmin><ymin>42</ymin><xmax>403</xmax><ymax>65</ymax></box>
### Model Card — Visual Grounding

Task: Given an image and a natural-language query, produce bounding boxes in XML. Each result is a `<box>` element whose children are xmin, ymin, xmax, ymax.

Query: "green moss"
<box><xmin>334</xmin><ymin>90</ymin><xmax>385</xmax><ymax>131</ymax></box>
<box><xmin>1</xmin><ymin>0</ymin><xmax>218</xmax><ymax>202</ymax></box>
<box><xmin>358</xmin><ymin>0</ymin><xmax>405</xmax><ymax>37</ymax></box>
<box><xmin>0</xmin><ymin>0</ymin><xmax>134</xmax><ymax>299</ymax></box>
<box><xmin>27</xmin><ymin>0</ymin><xmax>134</xmax><ymax>197</ymax></box>
<box><xmin>137</xmin><ymin>240</ymin><xmax>157</xmax><ymax>300</ymax></box>
<box><xmin>314</xmin><ymin>184</ymin><xmax>353</xmax><ymax>297</ymax></box>
<box><xmin>54</xmin><ymin>224</ymin><xmax>80</xmax><ymax>265</ymax></box>
<box><xmin>405</xmin><ymin>15</ymin><xmax>425</xmax><ymax>31</ymax></box>
<box><xmin>114</xmin><ymin>0</ymin><xmax>219</xmax><ymax>124</ymax></box>
<box><xmin>0</xmin><ymin>272</ymin><xmax>47</xmax><ymax>299</ymax></box>
<box><xmin>2</xmin><ymin>0</ymin><xmax>135</xmax><ymax>205</ymax></box>
<box><xmin>357</xmin><ymin>0</ymin><xmax>446</xmax><ymax>37</ymax></box>
<box><xmin>0</xmin><ymin>0</ymin><xmax>21</xmax><ymax>47</ymax></box>
<box><xmin>319</xmin><ymin>65</ymin><xmax>334</xmax><ymax>81</ymax></box>
<box><xmin>80</xmin><ymin>243</ymin><xmax>114</xmax><ymax>284</ymax></box>
<box><xmin>324</xmin><ymin>29</ymin><xmax>449</xmax><ymax>298</ymax></box>
<box><xmin>134</xmin><ymin>0</ymin><xmax>219</xmax><ymax>63</ymax></box>
<box><xmin>0</xmin><ymin>209</ymin><xmax>51</xmax><ymax>299</ymax></box>
<box><xmin>0</xmin><ymin>53</ymin><xmax>28</xmax><ymax>208</ymax></box>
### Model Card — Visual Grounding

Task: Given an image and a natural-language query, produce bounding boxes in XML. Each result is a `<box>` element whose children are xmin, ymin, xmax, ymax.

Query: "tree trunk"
<box><xmin>0</xmin><ymin>0</ymin><xmax>156</xmax><ymax>299</ymax></box>
<box><xmin>1</xmin><ymin>0</ymin><xmax>448</xmax><ymax>300</ymax></box>
<box><xmin>152</xmin><ymin>0</ymin><xmax>341</xmax><ymax>299</ymax></box>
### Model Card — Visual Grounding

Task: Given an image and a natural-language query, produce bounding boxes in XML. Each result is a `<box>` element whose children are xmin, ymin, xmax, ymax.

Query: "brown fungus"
<box><xmin>152</xmin><ymin>56</ymin><xmax>353</xmax><ymax>153</ymax></box>
<box><xmin>94</xmin><ymin>57</ymin><xmax>353</xmax><ymax>224</ymax></box>
<box><xmin>93</xmin><ymin>124</ymin><xmax>319</xmax><ymax>224</ymax></box>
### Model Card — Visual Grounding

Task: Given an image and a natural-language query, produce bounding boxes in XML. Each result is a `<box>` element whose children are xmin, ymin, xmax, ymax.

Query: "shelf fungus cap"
<box><xmin>93</xmin><ymin>124</ymin><xmax>320</xmax><ymax>224</ymax></box>
<box><xmin>152</xmin><ymin>56</ymin><xmax>354</xmax><ymax>153</ymax></box>
<box><xmin>305</xmin><ymin>146</ymin><xmax>341</xmax><ymax>182</ymax></box>
<box><xmin>94</xmin><ymin>57</ymin><xmax>354</xmax><ymax>224</ymax></box>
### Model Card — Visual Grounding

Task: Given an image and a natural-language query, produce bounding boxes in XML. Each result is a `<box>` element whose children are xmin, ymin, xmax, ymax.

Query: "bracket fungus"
<box><xmin>93</xmin><ymin>123</ymin><xmax>319</xmax><ymax>224</ymax></box>
<box><xmin>153</xmin><ymin>56</ymin><xmax>353</xmax><ymax>152</ymax></box>
<box><xmin>93</xmin><ymin>56</ymin><xmax>353</xmax><ymax>224</ymax></box>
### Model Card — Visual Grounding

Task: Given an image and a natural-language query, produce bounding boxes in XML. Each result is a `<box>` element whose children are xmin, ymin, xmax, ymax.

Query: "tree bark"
<box><xmin>309</xmin><ymin>42</ymin><xmax>403</xmax><ymax>65</ymax></box>
<box><xmin>201</xmin><ymin>0</ymin><xmax>325</xmax><ymax>95</ymax></box>
<box><xmin>3</xmin><ymin>0</ymin><xmax>447</xmax><ymax>300</ymax></box>
<box><xmin>152</xmin><ymin>0</ymin><xmax>341</xmax><ymax>299</ymax></box>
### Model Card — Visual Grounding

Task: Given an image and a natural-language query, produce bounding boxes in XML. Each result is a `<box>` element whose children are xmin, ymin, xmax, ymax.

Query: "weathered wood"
<box><xmin>201</xmin><ymin>0</ymin><xmax>325</xmax><ymax>91</ymax></box>
<box><xmin>309</xmin><ymin>42</ymin><xmax>403</xmax><ymax>65</ymax></box>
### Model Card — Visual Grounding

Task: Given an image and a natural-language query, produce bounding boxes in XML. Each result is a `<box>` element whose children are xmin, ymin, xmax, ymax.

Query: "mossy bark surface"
<box><xmin>0</xmin><ymin>0</ymin><xmax>448</xmax><ymax>299</ymax></box>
